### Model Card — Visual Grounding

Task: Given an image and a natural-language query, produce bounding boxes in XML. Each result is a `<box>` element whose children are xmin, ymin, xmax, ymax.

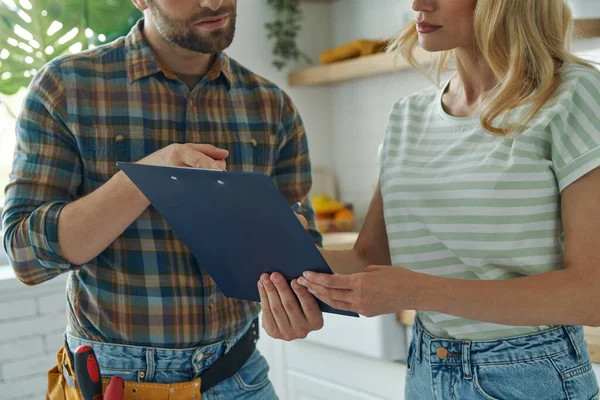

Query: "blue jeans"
<box><xmin>406</xmin><ymin>317</ymin><xmax>599</xmax><ymax>399</ymax></box>
<box><xmin>66</xmin><ymin>324</ymin><xmax>278</xmax><ymax>400</ymax></box>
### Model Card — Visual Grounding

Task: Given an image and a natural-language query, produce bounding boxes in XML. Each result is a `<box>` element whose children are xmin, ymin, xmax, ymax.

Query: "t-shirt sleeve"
<box><xmin>549</xmin><ymin>67</ymin><xmax>600</xmax><ymax>192</ymax></box>
<box><xmin>378</xmin><ymin>100</ymin><xmax>402</xmax><ymax>174</ymax></box>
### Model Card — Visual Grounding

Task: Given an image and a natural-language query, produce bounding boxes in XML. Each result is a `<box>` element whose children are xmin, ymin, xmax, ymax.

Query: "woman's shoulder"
<box><xmin>390</xmin><ymin>84</ymin><xmax>440</xmax><ymax>116</ymax></box>
<box><xmin>555</xmin><ymin>63</ymin><xmax>600</xmax><ymax>100</ymax></box>
<box><xmin>533</xmin><ymin>63</ymin><xmax>600</xmax><ymax>123</ymax></box>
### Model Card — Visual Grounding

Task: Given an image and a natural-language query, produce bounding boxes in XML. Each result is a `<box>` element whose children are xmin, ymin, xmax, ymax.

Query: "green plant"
<box><xmin>0</xmin><ymin>0</ymin><xmax>141</xmax><ymax>102</ymax></box>
<box><xmin>265</xmin><ymin>0</ymin><xmax>312</xmax><ymax>71</ymax></box>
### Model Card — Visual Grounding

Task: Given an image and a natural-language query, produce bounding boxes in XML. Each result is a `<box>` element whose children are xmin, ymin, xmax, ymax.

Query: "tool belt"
<box><xmin>47</xmin><ymin>321</ymin><xmax>258</xmax><ymax>400</ymax></box>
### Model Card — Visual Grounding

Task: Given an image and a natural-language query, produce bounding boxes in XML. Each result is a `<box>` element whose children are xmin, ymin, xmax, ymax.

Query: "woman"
<box><xmin>258</xmin><ymin>0</ymin><xmax>600</xmax><ymax>398</ymax></box>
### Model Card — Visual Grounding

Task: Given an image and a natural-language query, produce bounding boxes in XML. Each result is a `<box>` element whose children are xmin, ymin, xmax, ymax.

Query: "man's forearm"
<box><xmin>416</xmin><ymin>268</ymin><xmax>600</xmax><ymax>327</ymax></box>
<box><xmin>58</xmin><ymin>171</ymin><xmax>150</xmax><ymax>265</ymax></box>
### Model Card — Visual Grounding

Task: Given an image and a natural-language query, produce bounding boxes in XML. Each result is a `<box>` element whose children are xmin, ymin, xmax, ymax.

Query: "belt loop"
<box><xmin>143</xmin><ymin>348</ymin><xmax>156</xmax><ymax>382</ymax></box>
<box><xmin>563</xmin><ymin>326</ymin><xmax>583</xmax><ymax>361</ymax></box>
<box><xmin>415</xmin><ymin>326</ymin><xmax>424</xmax><ymax>363</ymax></box>
<box><xmin>462</xmin><ymin>340</ymin><xmax>472</xmax><ymax>380</ymax></box>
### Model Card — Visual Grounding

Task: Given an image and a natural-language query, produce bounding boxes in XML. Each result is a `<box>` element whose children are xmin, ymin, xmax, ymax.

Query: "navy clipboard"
<box><xmin>118</xmin><ymin>162</ymin><xmax>358</xmax><ymax>318</ymax></box>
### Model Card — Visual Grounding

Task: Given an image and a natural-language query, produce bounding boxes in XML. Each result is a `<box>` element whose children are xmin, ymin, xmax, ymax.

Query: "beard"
<box><xmin>147</xmin><ymin>0</ymin><xmax>236</xmax><ymax>54</ymax></box>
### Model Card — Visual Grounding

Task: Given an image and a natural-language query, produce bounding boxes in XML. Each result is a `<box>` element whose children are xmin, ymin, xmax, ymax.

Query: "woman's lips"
<box><xmin>415</xmin><ymin>21</ymin><xmax>442</xmax><ymax>34</ymax></box>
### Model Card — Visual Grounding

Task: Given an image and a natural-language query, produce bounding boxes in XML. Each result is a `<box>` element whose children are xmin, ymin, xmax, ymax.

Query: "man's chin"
<box><xmin>188</xmin><ymin>31</ymin><xmax>235</xmax><ymax>53</ymax></box>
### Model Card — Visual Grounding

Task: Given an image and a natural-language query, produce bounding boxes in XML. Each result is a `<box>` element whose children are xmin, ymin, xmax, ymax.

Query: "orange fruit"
<box><xmin>334</xmin><ymin>209</ymin><xmax>353</xmax><ymax>220</ymax></box>
<box><xmin>333</xmin><ymin>209</ymin><xmax>354</xmax><ymax>231</ymax></box>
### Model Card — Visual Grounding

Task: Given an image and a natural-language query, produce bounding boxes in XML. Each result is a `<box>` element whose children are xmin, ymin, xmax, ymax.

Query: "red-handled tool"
<box><xmin>105</xmin><ymin>376</ymin><xmax>124</xmax><ymax>400</ymax></box>
<box><xmin>74</xmin><ymin>345</ymin><xmax>103</xmax><ymax>400</ymax></box>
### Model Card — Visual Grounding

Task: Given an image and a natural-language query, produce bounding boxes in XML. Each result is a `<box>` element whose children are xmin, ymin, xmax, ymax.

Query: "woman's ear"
<box><xmin>131</xmin><ymin>0</ymin><xmax>149</xmax><ymax>11</ymax></box>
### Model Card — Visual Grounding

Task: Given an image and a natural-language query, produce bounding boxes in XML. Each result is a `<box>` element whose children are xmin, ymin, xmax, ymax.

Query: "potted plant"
<box><xmin>265</xmin><ymin>0</ymin><xmax>312</xmax><ymax>70</ymax></box>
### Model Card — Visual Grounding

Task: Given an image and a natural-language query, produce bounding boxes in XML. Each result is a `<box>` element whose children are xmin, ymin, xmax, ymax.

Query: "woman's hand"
<box><xmin>297</xmin><ymin>265</ymin><xmax>416</xmax><ymax>317</ymax></box>
<box><xmin>258</xmin><ymin>272</ymin><xmax>324</xmax><ymax>341</ymax></box>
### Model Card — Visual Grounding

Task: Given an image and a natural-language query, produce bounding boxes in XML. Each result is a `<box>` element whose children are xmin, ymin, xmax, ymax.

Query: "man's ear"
<box><xmin>131</xmin><ymin>0</ymin><xmax>149</xmax><ymax>11</ymax></box>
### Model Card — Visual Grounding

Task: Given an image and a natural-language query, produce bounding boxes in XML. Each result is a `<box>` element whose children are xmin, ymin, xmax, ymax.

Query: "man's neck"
<box><xmin>143</xmin><ymin>16</ymin><xmax>215</xmax><ymax>78</ymax></box>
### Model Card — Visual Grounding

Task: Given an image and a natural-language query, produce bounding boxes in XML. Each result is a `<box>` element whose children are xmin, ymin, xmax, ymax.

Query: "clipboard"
<box><xmin>118</xmin><ymin>162</ymin><xmax>358</xmax><ymax>318</ymax></box>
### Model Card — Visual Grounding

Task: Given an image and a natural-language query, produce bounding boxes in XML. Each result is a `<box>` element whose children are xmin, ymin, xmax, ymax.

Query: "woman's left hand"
<box><xmin>297</xmin><ymin>265</ymin><xmax>416</xmax><ymax>317</ymax></box>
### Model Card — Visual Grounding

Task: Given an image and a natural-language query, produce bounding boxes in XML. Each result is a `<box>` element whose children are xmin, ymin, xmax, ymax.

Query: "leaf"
<box><xmin>0</xmin><ymin>0</ymin><xmax>139</xmax><ymax>96</ymax></box>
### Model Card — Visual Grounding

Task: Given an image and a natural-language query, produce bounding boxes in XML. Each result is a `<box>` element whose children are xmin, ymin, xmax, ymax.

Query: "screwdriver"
<box><xmin>74</xmin><ymin>345</ymin><xmax>103</xmax><ymax>400</ymax></box>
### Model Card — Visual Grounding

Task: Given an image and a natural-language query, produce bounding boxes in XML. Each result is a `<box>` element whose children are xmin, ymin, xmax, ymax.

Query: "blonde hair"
<box><xmin>390</xmin><ymin>0</ymin><xmax>596</xmax><ymax>135</ymax></box>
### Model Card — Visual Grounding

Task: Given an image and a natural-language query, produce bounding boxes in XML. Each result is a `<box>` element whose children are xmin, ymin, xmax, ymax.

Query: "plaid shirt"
<box><xmin>2</xmin><ymin>21</ymin><xmax>321</xmax><ymax>348</ymax></box>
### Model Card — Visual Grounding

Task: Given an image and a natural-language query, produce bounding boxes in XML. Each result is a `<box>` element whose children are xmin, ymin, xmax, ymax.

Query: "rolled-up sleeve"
<box><xmin>2</xmin><ymin>62</ymin><xmax>82</xmax><ymax>285</ymax></box>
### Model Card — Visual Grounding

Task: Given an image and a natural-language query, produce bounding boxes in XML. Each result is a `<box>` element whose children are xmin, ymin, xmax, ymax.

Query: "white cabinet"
<box><xmin>287</xmin><ymin>372</ymin><xmax>387</xmax><ymax>400</ymax></box>
<box><xmin>258</xmin><ymin>323</ymin><xmax>408</xmax><ymax>400</ymax></box>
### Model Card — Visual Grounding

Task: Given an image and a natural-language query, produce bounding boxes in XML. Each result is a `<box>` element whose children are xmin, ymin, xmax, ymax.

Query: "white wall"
<box><xmin>328</xmin><ymin>0</ymin><xmax>431</xmax><ymax>223</ymax></box>
<box><xmin>0</xmin><ymin>272</ymin><xmax>68</xmax><ymax>400</ymax></box>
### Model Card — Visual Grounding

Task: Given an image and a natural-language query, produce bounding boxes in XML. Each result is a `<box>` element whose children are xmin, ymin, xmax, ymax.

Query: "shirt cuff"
<box><xmin>556</xmin><ymin>145</ymin><xmax>600</xmax><ymax>192</ymax></box>
<box><xmin>28</xmin><ymin>201</ymin><xmax>73</xmax><ymax>270</ymax></box>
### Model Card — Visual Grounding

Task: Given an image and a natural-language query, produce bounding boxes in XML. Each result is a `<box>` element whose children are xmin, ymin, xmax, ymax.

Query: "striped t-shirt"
<box><xmin>380</xmin><ymin>64</ymin><xmax>600</xmax><ymax>340</ymax></box>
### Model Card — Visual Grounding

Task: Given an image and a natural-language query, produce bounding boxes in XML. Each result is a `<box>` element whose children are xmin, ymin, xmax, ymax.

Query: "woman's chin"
<box><xmin>417</xmin><ymin>38</ymin><xmax>455</xmax><ymax>53</ymax></box>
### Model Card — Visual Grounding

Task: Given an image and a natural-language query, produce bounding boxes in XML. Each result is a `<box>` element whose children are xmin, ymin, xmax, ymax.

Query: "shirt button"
<box><xmin>436</xmin><ymin>347</ymin><xmax>448</xmax><ymax>359</ymax></box>
<box><xmin>249</xmin><ymin>138</ymin><xmax>257</xmax><ymax>147</ymax></box>
<box><xmin>209</xmin><ymin>300</ymin><xmax>215</xmax><ymax>311</ymax></box>
<box><xmin>115</xmin><ymin>135</ymin><xmax>124</xmax><ymax>143</ymax></box>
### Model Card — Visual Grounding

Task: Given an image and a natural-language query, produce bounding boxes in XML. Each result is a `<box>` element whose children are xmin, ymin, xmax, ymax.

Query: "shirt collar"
<box><xmin>125</xmin><ymin>19</ymin><xmax>234</xmax><ymax>89</ymax></box>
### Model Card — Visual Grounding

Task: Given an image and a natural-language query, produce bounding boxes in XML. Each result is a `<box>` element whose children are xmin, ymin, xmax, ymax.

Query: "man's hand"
<box><xmin>296</xmin><ymin>213</ymin><xmax>308</xmax><ymax>229</ymax></box>
<box><xmin>138</xmin><ymin>143</ymin><xmax>229</xmax><ymax>170</ymax></box>
<box><xmin>258</xmin><ymin>272</ymin><xmax>324</xmax><ymax>341</ymax></box>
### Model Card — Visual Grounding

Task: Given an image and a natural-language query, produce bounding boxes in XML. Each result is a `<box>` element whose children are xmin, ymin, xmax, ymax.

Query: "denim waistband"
<box><xmin>65</xmin><ymin>319</ymin><xmax>256</xmax><ymax>379</ymax></box>
<box><xmin>412</xmin><ymin>316</ymin><xmax>585</xmax><ymax>370</ymax></box>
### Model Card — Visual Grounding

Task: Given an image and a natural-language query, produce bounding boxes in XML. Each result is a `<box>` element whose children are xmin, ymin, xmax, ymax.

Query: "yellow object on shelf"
<box><xmin>312</xmin><ymin>194</ymin><xmax>345</xmax><ymax>215</ymax></box>
<box><xmin>319</xmin><ymin>39</ymin><xmax>389</xmax><ymax>65</ymax></box>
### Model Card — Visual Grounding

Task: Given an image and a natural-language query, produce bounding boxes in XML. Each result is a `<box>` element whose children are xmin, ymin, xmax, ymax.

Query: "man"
<box><xmin>2</xmin><ymin>0</ymin><xmax>322</xmax><ymax>398</ymax></box>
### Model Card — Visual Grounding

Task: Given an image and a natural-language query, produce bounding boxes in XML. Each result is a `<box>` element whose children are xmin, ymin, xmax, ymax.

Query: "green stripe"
<box><xmin>386</xmin><ymin>212</ymin><xmax>558</xmax><ymax>225</ymax></box>
<box><xmin>384</xmin><ymin>197</ymin><xmax>557</xmax><ymax>207</ymax></box>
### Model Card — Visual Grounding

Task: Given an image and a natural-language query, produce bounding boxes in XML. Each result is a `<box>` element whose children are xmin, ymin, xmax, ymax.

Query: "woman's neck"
<box><xmin>443</xmin><ymin>47</ymin><xmax>498</xmax><ymax>118</ymax></box>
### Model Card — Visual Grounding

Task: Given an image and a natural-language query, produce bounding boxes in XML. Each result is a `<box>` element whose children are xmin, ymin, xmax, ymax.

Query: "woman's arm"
<box><xmin>319</xmin><ymin>182</ymin><xmax>392</xmax><ymax>275</ymax></box>
<box><xmin>301</xmin><ymin>168</ymin><xmax>600</xmax><ymax>327</ymax></box>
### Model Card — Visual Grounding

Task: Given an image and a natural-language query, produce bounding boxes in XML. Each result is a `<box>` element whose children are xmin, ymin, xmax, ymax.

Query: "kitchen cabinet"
<box><xmin>287</xmin><ymin>373</ymin><xmax>383</xmax><ymax>400</ymax></box>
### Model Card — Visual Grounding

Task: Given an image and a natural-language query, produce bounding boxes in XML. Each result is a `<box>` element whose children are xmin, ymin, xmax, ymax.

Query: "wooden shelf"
<box><xmin>288</xmin><ymin>17</ymin><xmax>599</xmax><ymax>88</ymax></box>
<box><xmin>288</xmin><ymin>49</ymin><xmax>431</xmax><ymax>87</ymax></box>
<box><xmin>398</xmin><ymin>311</ymin><xmax>600</xmax><ymax>364</ymax></box>
<box><xmin>575</xmin><ymin>19</ymin><xmax>600</xmax><ymax>38</ymax></box>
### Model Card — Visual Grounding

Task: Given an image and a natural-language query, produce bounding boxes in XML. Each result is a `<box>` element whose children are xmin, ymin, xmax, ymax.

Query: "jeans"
<box><xmin>66</xmin><ymin>323</ymin><xmax>278</xmax><ymax>400</ymax></box>
<box><xmin>405</xmin><ymin>317</ymin><xmax>599</xmax><ymax>400</ymax></box>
